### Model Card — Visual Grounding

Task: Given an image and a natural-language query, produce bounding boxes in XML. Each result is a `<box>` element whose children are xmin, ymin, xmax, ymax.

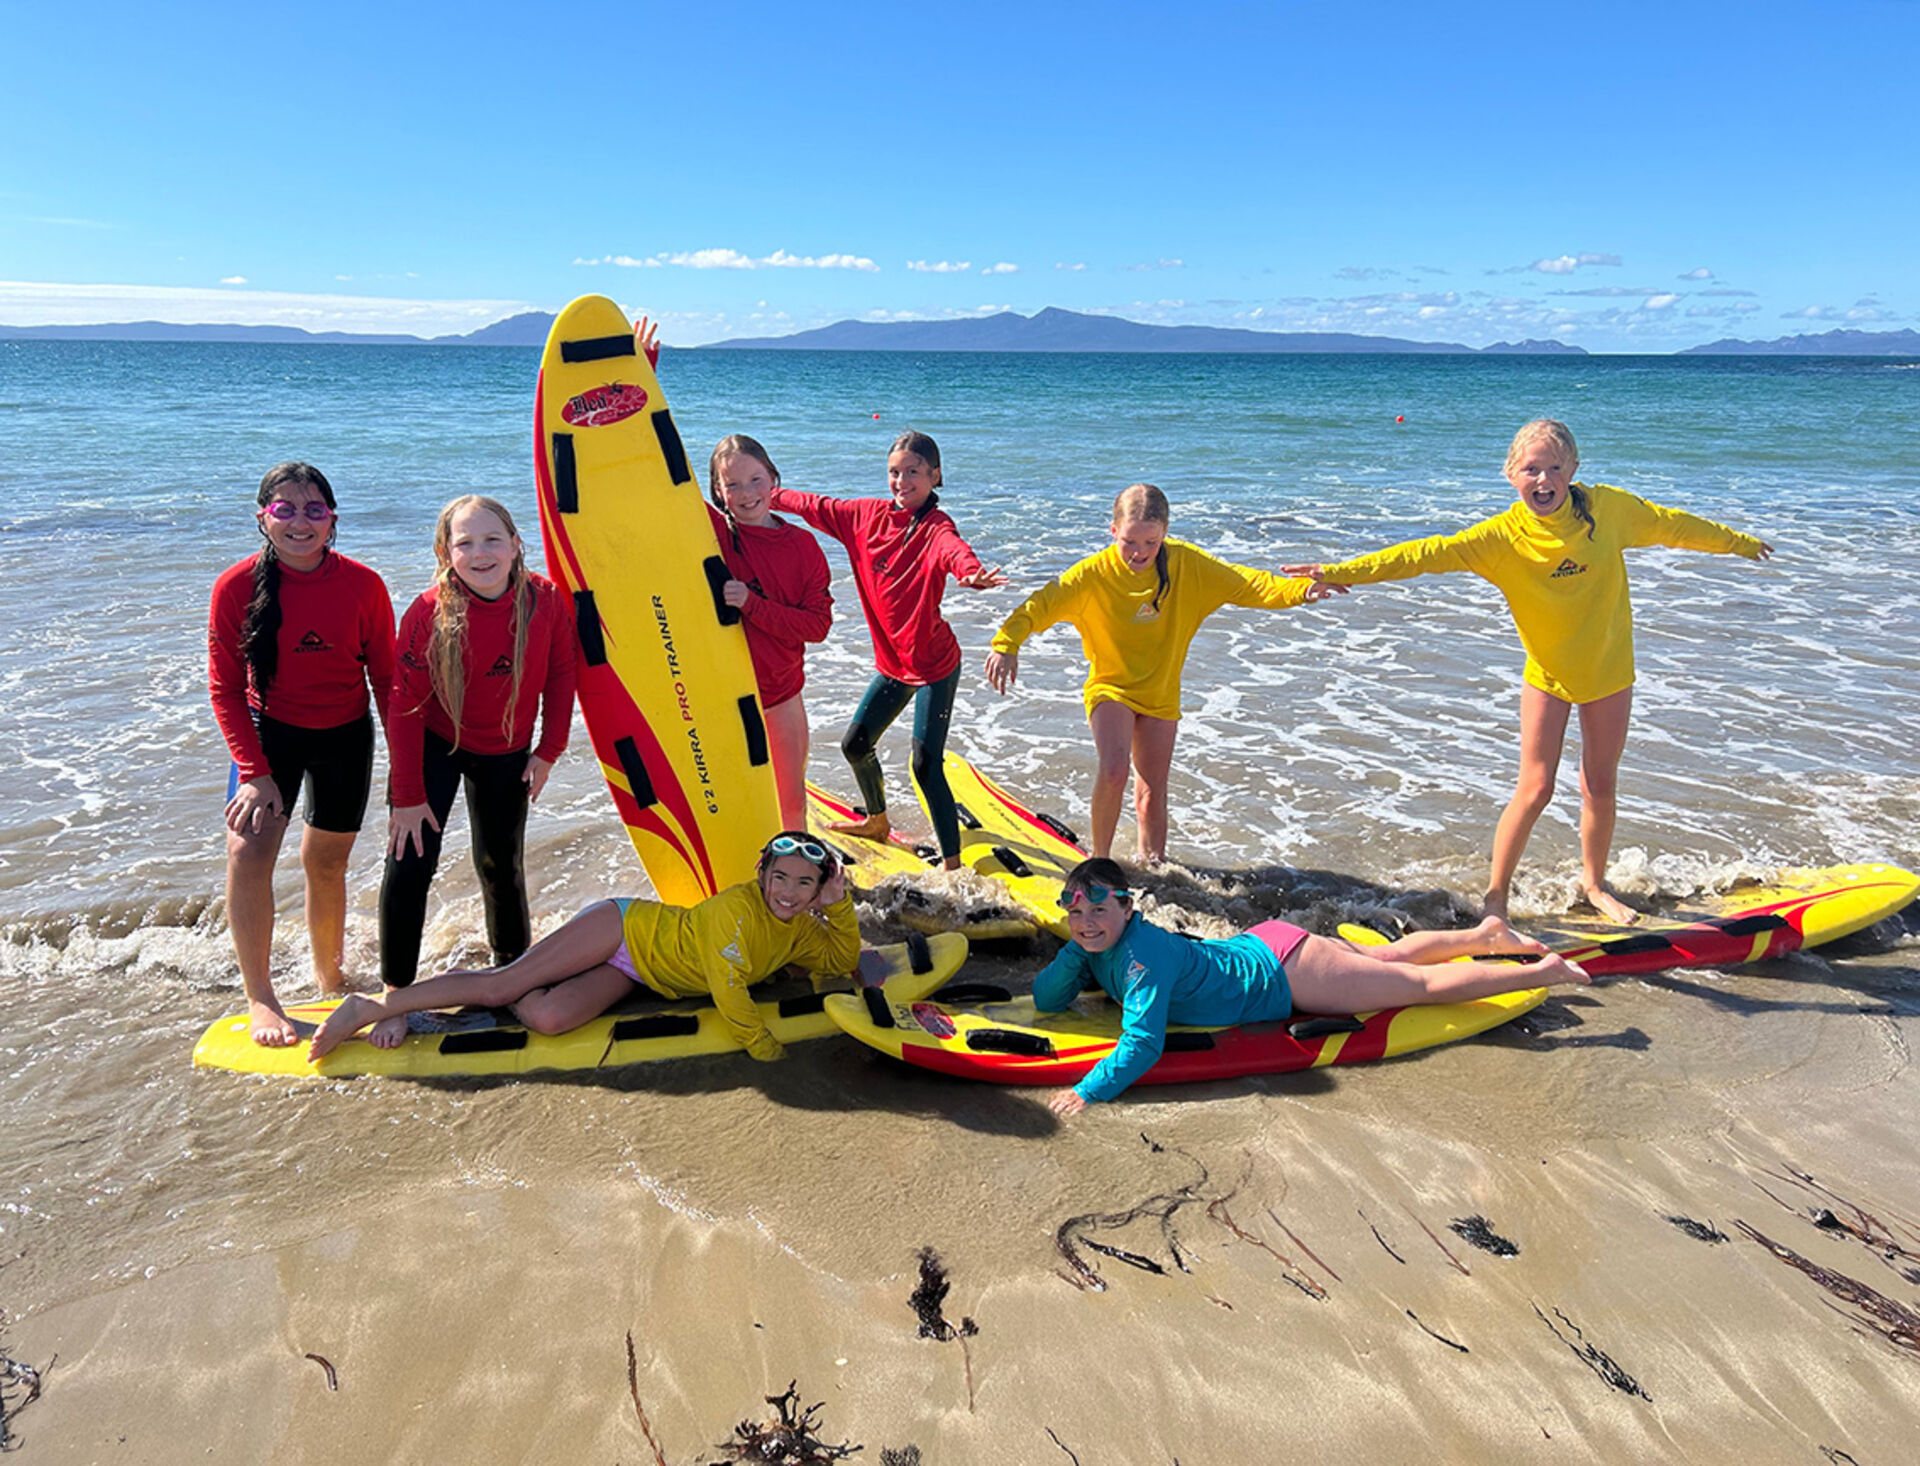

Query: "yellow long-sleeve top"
<box><xmin>989</xmin><ymin>539</ymin><xmax>1317</xmax><ymax>720</ymax></box>
<box><xmin>1320</xmin><ymin>484</ymin><xmax>1767</xmax><ymax>704</ymax></box>
<box><xmin>620</xmin><ymin>883</ymin><xmax>861</xmax><ymax>1060</ymax></box>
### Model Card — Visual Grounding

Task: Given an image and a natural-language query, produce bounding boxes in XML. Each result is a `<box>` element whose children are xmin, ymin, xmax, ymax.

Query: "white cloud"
<box><xmin>1499</xmin><ymin>252</ymin><xmax>1625</xmax><ymax>276</ymax></box>
<box><xmin>1642</xmin><ymin>293</ymin><xmax>1680</xmax><ymax>310</ymax></box>
<box><xmin>580</xmin><ymin>248</ymin><xmax>879</xmax><ymax>272</ymax></box>
<box><xmin>219</xmin><ymin>275</ymin><xmax>248</xmax><ymax>285</ymax></box>
<box><xmin>1055</xmin><ymin>261</ymin><xmax>1086</xmax><ymax>271</ymax></box>
<box><xmin>1121</xmin><ymin>258</ymin><xmax>1185</xmax><ymax>272</ymax></box>
<box><xmin>907</xmin><ymin>260</ymin><xmax>971</xmax><ymax>273</ymax></box>
<box><xmin>0</xmin><ymin>279</ymin><xmax>533</xmax><ymax>335</ymax></box>
<box><xmin>981</xmin><ymin>262</ymin><xmax>1019</xmax><ymax>275</ymax></box>
<box><xmin>1678</xmin><ymin>267</ymin><xmax>1713</xmax><ymax>281</ymax></box>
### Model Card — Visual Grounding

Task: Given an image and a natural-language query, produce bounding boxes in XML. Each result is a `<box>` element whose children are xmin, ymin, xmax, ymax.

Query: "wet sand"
<box><xmin>7</xmin><ymin>894</ymin><xmax>1919</xmax><ymax>1462</ymax></box>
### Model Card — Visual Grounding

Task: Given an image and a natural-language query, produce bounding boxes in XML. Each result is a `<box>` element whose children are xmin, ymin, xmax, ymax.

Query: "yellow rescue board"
<box><xmin>914</xmin><ymin>750</ymin><xmax>1079</xmax><ymax>939</ymax></box>
<box><xmin>534</xmin><ymin>295</ymin><xmax>779</xmax><ymax>904</ymax></box>
<box><xmin>193</xmin><ymin>933</ymin><xmax>969</xmax><ymax>1079</ymax></box>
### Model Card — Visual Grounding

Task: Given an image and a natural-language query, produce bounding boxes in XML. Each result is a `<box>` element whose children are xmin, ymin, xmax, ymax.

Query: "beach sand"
<box><xmin>8</xmin><ymin>913</ymin><xmax>1919</xmax><ymax>1462</ymax></box>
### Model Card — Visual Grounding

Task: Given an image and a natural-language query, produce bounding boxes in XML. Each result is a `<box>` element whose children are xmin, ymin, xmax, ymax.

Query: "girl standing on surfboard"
<box><xmin>1039</xmin><ymin>859</ymin><xmax>1587</xmax><ymax>1114</ymax></box>
<box><xmin>309</xmin><ymin>833</ymin><xmax>855</xmax><ymax>1062</ymax></box>
<box><xmin>379</xmin><ymin>495</ymin><xmax>576</xmax><ymax>1041</ymax></box>
<box><xmin>209</xmin><ymin>463</ymin><xmax>395</xmax><ymax>1048</ymax></box>
<box><xmin>983</xmin><ymin>484</ymin><xmax>1343</xmax><ymax>865</ymax></box>
<box><xmin>1286</xmin><ymin>419</ymin><xmax>1772</xmax><ymax>928</ymax></box>
<box><xmin>705</xmin><ymin>434</ymin><xmax>834</xmax><ymax>832</ymax></box>
<box><xmin>769</xmin><ymin>431</ymin><xmax>1007</xmax><ymax>869</ymax></box>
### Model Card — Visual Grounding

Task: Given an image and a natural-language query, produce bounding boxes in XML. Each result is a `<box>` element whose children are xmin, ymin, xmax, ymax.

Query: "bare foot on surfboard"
<box><xmin>829</xmin><ymin>811</ymin><xmax>893</xmax><ymax>843</ymax></box>
<box><xmin>1528</xmin><ymin>953</ymin><xmax>1591</xmax><ymax>986</ymax></box>
<box><xmin>367</xmin><ymin>1013</ymin><xmax>409</xmax><ymax>1049</ymax></box>
<box><xmin>250</xmin><ymin>999</ymin><xmax>300</xmax><ymax>1048</ymax></box>
<box><xmin>307</xmin><ymin>993</ymin><xmax>378</xmax><ymax>1061</ymax></box>
<box><xmin>1469</xmin><ymin>913</ymin><xmax>1551</xmax><ymax>956</ymax></box>
<box><xmin>1579</xmin><ymin>883</ymin><xmax>1642</xmax><ymax>926</ymax></box>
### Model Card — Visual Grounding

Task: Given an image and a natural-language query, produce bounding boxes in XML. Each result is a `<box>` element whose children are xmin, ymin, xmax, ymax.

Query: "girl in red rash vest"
<box><xmin>631</xmin><ymin>318</ymin><xmax>834</xmax><ymax>833</ymax></box>
<box><xmin>208</xmin><ymin>462</ymin><xmax>395</xmax><ymax>1047</ymax></box>
<box><xmin>707</xmin><ymin>434</ymin><xmax>833</xmax><ymax>831</ymax></box>
<box><xmin>378</xmin><ymin>495</ymin><xmax>576</xmax><ymax>1044</ymax></box>
<box><xmin>769</xmin><ymin>431</ymin><xmax>1007</xmax><ymax>868</ymax></box>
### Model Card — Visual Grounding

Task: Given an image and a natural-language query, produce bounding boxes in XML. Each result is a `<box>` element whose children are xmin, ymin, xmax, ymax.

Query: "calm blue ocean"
<box><xmin>1</xmin><ymin>340</ymin><xmax>1916</xmax><ymax>940</ymax></box>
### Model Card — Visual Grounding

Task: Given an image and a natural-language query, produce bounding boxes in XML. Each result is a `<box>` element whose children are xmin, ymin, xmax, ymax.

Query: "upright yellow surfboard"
<box><xmin>534</xmin><ymin>296</ymin><xmax>779</xmax><ymax>903</ymax></box>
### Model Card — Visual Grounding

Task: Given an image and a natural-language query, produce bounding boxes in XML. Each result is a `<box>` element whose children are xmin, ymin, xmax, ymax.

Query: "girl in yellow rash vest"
<box><xmin>305</xmin><ymin>833</ymin><xmax>858</xmax><ymax>1062</ymax></box>
<box><xmin>983</xmin><ymin>484</ymin><xmax>1344</xmax><ymax>864</ymax></box>
<box><xmin>1285</xmin><ymin>420</ymin><xmax>1773</xmax><ymax>928</ymax></box>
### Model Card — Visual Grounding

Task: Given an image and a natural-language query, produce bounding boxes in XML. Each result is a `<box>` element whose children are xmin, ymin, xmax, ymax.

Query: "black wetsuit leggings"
<box><xmin>379</xmin><ymin>729</ymin><xmax>531</xmax><ymax>988</ymax></box>
<box><xmin>842</xmin><ymin>667</ymin><xmax>961</xmax><ymax>860</ymax></box>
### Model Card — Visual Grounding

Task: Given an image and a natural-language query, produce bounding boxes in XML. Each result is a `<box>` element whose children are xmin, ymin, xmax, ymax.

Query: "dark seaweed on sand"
<box><xmin>1665</xmin><ymin>1215</ymin><xmax>1730</xmax><ymax>1244</ymax></box>
<box><xmin>1450</xmin><ymin>1215</ymin><xmax>1519</xmax><ymax>1257</ymax></box>
<box><xmin>908</xmin><ymin>1247</ymin><xmax>977</xmax><ymax>1341</ymax></box>
<box><xmin>1056</xmin><ymin>1135</ymin><xmax>1219</xmax><ymax>1292</ymax></box>
<box><xmin>709</xmin><ymin>1382</ymin><xmax>859</xmax><ymax>1465</ymax></box>
<box><xmin>1532</xmin><ymin>1304</ymin><xmax>1651</xmax><ymax>1400</ymax></box>
<box><xmin>1</xmin><ymin>1348</ymin><xmax>47</xmax><ymax>1450</ymax></box>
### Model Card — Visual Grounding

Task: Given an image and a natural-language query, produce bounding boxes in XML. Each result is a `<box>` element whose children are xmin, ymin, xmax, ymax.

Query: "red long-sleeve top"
<box><xmin>706</xmin><ymin>504</ymin><xmax>833</xmax><ymax>707</ymax></box>
<box><xmin>388</xmin><ymin>574</ymin><xmax>577</xmax><ymax>805</ymax></box>
<box><xmin>207</xmin><ymin>551</ymin><xmax>396</xmax><ymax>782</ymax></box>
<box><xmin>767</xmin><ymin>490</ymin><xmax>983</xmax><ymax>685</ymax></box>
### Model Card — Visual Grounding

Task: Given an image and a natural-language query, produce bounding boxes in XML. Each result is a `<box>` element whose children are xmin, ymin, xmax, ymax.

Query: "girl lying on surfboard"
<box><xmin>378</xmin><ymin>496</ymin><xmax>577</xmax><ymax>1045</ymax></box>
<box><xmin>307</xmin><ymin>833</ymin><xmax>857</xmax><ymax>1062</ymax></box>
<box><xmin>631</xmin><ymin>319</ymin><xmax>834</xmax><ymax>834</ymax></box>
<box><xmin>983</xmin><ymin>483</ymin><xmax>1343</xmax><ymax>864</ymax></box>
<box><xmin>1038</xmin><ymin>858</ymin><xmax>1588</xmax><ymax>1114</ymax></box>
<box><xmin>1285</xmin><ymin>420</ymin><xmax>1772</xmax><ymax>929</ymax></box>
<box><xmin>209</xmin><ymin>462</ymin><xmax>395</xmax><ymax>1047</ymax></box>
<box><xmin>769</xmin><ymin>431</ymin><xmax>1007</xmax><ymax>869</ymax></box>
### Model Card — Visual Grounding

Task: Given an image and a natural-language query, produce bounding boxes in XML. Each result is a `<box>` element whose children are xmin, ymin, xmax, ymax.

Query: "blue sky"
<box><xmin>3</xmin><ymin>1</ymin><xmax>1914</xmax><ymax>351</ymax></box>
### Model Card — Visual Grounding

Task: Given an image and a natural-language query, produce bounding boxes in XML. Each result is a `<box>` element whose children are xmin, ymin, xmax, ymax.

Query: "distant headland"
<box><xmin>3</xmin><ymin>308</ymin><xmax>1917</xmax><ymax>356</ymax></box>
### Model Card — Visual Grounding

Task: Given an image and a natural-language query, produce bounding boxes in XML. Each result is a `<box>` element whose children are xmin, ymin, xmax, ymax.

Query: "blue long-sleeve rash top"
<box><xmin>1031</xmin><ymin>912</ymin><xmax>1292</xmax><ymax>1103</ymax></box>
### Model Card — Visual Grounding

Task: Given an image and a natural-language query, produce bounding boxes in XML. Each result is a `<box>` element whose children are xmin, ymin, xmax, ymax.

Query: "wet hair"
<box><xmin>756</xmin><ymin>829</ymin><xmax>840</xmax><ymax>883</ymax></box>
<box><xmin>1062</xmin><ymin>856</ymin><xmax>1133</xmax><ymax>901</ymax></box>
<box><xmin>242</xmin><ymin>462</ymin><xmax>337</xmax><ymax>696</ymax></box>
<box><xmin>888</xmin><ymin>430</ymin><xmax>943</xmax><ymax>534</ymax></box>
<box><xmin>1506</xmin><ymin>419</ymin><xmax>1594</xmax><ymax>540</ymax></box>
<box><xmin>425</xmin><ymin>495</ymin><xmax>532</xmax><ymax>750</ymax></box>
<box><xmin>1112</xmin><ymin>483</ymin><xmax>1172</xmax><ymax>612</ymax></box>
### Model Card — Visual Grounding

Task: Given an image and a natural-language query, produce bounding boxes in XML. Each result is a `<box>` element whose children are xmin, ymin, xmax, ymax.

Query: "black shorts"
<box><xmin>254</xmin><ymin>712</ymin><xmax>375</xmax><ymax>833</ymax></box>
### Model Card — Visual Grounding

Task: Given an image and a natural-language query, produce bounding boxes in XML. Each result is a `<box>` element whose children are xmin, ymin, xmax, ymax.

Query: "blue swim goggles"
<box><xmin>764</xmin><ymin>833</ymin><xmax>833</xmax><ymax>866</ymax></box>
<box><xmin>1057</xmin><ymin>884</ymin><xmax>1131</xmax><ymax>912</ymax></box>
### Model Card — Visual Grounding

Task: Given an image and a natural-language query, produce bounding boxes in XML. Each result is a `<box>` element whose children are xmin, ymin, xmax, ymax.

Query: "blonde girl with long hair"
<box><xmin>985</xmin><ymin>483</ymin><xmax>1342</xmax><ymax>864</ymax></box>
<box><xmin>377</xmin><ymin>496</ymin><xmax>577</xmax><ymax>1041</ymax></box>
<box><xmin>1287</xmin><ymin>420</ymin><xmax>1772</xmax><ymax>928</ymax></box>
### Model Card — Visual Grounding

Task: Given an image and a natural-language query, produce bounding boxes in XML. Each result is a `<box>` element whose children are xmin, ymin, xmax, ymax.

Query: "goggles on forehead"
<box><xmin>1057</xmin><ymin>884</ymin><xmax>1131</xmax><ymax>912</ymax></box>
<box><xmin>261</xmin><ymin>500</ymin><xmax>336</xmax><ymax>521</ymax></box>
<box><xmin>764</xmin><ymin>833</ymin><xmax>832</xmax><ymax>866</ymax></box>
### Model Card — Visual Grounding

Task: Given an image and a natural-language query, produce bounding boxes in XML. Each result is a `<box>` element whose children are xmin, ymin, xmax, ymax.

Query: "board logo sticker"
<box><xmin>910</xmin><ymin>1003</ymin><xmax>956</xmax><ymax>1038</ymax></box>
<box><xmin>561</xmin><ymin>382</ymin><xmax>649</xmax><ymax>428</ymax></box>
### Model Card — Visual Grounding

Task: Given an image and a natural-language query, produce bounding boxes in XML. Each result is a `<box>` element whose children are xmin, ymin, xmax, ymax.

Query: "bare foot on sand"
<box><xmin>250</xmin><ymin>999</ymin><xmax>299</xmax><ymax>1048</ymax></box>
<box><xmin>829</xmin><ymin>812</ymin><xmax>892</xmax><ymax>842</ymax></box>
<box><xmin>307</xmin><ymin>993</ymin><xmax>379</xmax><ymax>1061</ymax></box>
<box><xmin>1527</xmin><ymin>952</ymin><xmax>1591</xmax><ymax>986</ymax></box>
<box><xmin>1470</xmin><ymin>913</ymin><xmax>1551</xmax><ymax>956</ymax></box>
<box><xmin>1579</xmin><ymin>884</ymin><xmax>1642</xmax><ymax>925</ymax></box>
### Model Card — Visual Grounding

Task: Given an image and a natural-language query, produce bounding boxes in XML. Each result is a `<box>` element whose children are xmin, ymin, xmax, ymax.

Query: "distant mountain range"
<box><xmin>704</xmin><ymin>307</ymin><xmax>1584</xmax><ymax>354</ymax></box>
<box><xmin>3</xmin><ymin>307</ymin><xmax>1915</xmax><ymax>356</ymax></box>
<box><xmin>0</xmin><ymin>311</ymin><xmax>560</xmax><ymax>346</ymax></box>
<box><xmin>1676</xmin><ymin>327</ymin><xmax>1920</xmax><ymax>356</ymax></box>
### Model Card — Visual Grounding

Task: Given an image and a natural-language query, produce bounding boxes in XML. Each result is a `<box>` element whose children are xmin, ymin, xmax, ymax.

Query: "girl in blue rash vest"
<box><xmin>1035</xmin><ymin>859</ymin><xmax>1589</xmax><ymax>1114</ymax></box>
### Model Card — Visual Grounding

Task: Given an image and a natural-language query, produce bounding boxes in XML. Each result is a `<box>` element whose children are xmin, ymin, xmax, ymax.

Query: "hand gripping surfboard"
<box><xmin>534</xmin><ymin>295</ymin><xmax>780</xmax><ymax>904</ymax></box>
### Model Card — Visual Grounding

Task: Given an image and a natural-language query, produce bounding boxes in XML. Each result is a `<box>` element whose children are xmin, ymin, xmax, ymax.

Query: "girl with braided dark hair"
<box><xmin>207</xmin><ymin>463</ymin><xmax>394</xmax><ymax>1046</ymax></box>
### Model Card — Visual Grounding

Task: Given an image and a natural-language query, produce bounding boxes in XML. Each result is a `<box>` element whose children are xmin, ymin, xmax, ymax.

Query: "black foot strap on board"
<box><xmin>1288</xmin><ymin>1015</ymin><xmax>1366</xmax><ymax>1040</ymax></box>
<box><xmin>862</xmin><ymin>985</ymin><xmax>895</xmax><ymax>1028</ymax></box>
